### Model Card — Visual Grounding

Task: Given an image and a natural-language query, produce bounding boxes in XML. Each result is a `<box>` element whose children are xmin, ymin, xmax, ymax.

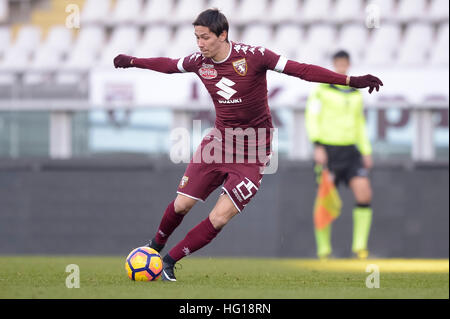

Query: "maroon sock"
<box><xmin>168</xmin><ymin>216</ymin><xmax>221</xmax><ymax>262</ymax></box>
<box><xmin>154</xmin><ymin>200</ymin><xmax>185</xmax><ymax>245</ymax></box>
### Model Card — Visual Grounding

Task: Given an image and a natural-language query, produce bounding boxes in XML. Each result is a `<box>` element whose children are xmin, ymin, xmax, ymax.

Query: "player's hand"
<box><xmin>113</xmin><ymin>54</ymin><xmax>135</xmax><ymax>68</ymax></box>
<box><xmin>362</xmin><ymin>155</ymin><xmax>373</xmax><ymax>170</ymax></box>
<box><xmin>314</xmin><ymin>145</ymin><xmax>328</xmax><ymax>166</ymax></box>
<box><xmin>349</xmin><ymin>74</ymin><xmax>383</xmax><ymax>94</ymax></box>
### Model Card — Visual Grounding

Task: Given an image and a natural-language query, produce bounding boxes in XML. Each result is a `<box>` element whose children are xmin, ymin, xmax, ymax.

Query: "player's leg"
<box><xmin>349</xmin><ymin>176</ymin><xmax>373</xmax><ymax>258</ymax></box>
<box><xmin>161</xmin><ymin>163</ymin><xmax>263</xmax><ymax>281</ymax></box>
<box><xmin>148</xmin><ymin>155</ymin><xmax>223</xmax><ymax>253</ymax></box>
<box><xmin>161</xmin><ymin>194</ymin><xmax>239</xmax><ymax>281</ymax></box>
<box><xmin>208</xmin><ymin>193</ymin><xmax>240</xmax><ymax>229</ymax></box>
<box><xmin>148</xmin><ymin>194</ymin><xmax>197</xmax><ymax>252</ymax></box>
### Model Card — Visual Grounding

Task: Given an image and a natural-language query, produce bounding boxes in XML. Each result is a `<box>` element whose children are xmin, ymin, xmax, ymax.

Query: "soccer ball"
<box><xmin>125</xmin><ymin>247</ymin><xmax>163</xmax><ymax>281</ymax></box>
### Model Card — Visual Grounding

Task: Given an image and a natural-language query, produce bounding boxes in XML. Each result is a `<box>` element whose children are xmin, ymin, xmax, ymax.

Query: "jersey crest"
<box><xmin>232</xmin><ymin>58</ymin><xmax>247</xmax><ymax>76</ymax></box>
<box><xmin>179</xmin><ymin>176</ymin><xmax>189</xmax><ymax>188</ymax></box>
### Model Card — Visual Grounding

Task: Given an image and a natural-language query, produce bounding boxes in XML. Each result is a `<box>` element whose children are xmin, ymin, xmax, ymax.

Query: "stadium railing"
<box><xmin>0</xmin><ymin>82</ymin><xmax>447</xmax><ymax>162</ymax></box>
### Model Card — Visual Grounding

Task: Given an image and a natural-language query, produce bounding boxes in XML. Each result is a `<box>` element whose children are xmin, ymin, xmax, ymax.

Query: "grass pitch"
<box><xmin>0</xmin><ymin>256</ymin><xmax>448</xmax><ymax>299</ymax></box>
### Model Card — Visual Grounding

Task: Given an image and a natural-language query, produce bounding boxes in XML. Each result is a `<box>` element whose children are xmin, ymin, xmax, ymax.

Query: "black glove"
<box><xmin>113</xmin><ymin>54</ymin><xmax>135</xmax><ymax>68</ymax></box>
<box><xmin>349</xmin><ymin>74</ymin><xmax>383</xmax><ymax>94</ymax></box>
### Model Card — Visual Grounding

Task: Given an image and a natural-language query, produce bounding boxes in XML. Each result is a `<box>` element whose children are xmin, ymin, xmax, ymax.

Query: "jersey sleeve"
<box><xmin>132</xmin><ymin>57</ymin><xmax>180</xmax><ymax>73</ymax></box>
<box><xmin>283</xmin><ymin>61</ymin><xmax>348</xmax><ymax>85</ymax></box>
<box><xmin>254</xmin><ymin>47</ymin><xmax>288</xmax><ymax>73</ymax></box>
<box><xmin>257</xmin><ymin>48</ymin><xmax>348</xmax><ymax>86</ymax></box>
<box><xmin>132</xmin><ymin>52</ymin><xmax>201</xmax><ymax>74</ymax></box>
<box><xmin>177</xmin><ymin>52</ymin><xmax>202</xmax><ymax>73</ymax></box>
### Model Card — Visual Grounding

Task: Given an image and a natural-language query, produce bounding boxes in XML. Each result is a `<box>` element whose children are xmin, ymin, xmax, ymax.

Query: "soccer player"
<box><xmin>114</xmin><ymin>9</ymin><xmax>382</xmax><ymax>281</ymax></box>
<box><xmin>306</xmin><ymin>50</ymin><xmax>374</xmax><ymax>259</ymax></box>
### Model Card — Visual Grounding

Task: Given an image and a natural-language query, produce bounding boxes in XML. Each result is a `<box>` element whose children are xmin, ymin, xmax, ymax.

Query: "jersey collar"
<box><xmin>211</xmin><ymin>41</ymin><xmax>233</xmax><ymax>64</ymax></box>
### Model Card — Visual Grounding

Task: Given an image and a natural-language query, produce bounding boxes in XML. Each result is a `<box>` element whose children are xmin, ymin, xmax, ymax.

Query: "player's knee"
<box><xmin>209</xmin><ymin>214</ymin><xmax>229</xmax><ymax>230</ymax></box>
<box><xmin>174</xmin><ymin>196</ymin><xmax>196</xmax><ymax>215</ymax></box>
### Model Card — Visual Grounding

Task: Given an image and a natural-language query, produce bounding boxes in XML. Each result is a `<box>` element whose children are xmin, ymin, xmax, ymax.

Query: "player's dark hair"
<box><xmin>333</xmin><ymin>50</ymin><xmax>351</xmax><ymax>61</ymax></box>
<box><xmin>193</xmin><ymin>8</ymin><xmax>229</xmax><ymax>42</ymax></box>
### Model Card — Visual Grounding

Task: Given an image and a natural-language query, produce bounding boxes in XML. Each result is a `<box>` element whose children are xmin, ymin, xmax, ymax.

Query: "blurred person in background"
<box><xmin>306</xmin><ymin>50</ymin><xmax>373</xmax><ymax>260</ymax></box>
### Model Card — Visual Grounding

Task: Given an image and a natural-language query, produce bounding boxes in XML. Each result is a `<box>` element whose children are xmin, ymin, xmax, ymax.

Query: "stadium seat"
<box><xmin>272</xmin><ymin>24</ymin><xmax>304</xmax><ymax>58</ymax></box>
<box><xmin>62</xmin><ymin>47</ymin><xmax>98</xmax><ymax>71</ymax></box>
<box><xmin>266</xmin><ymin>0</ymin><xmax>300</xmax><ymax>24</ymax></box>
<box><xmin>332</xmin><ymin>0</ymin><xmax>365</xmax><ymax>24</ymax></box>
<box><xmin>72</xmin><ymin>25</ymin><xmax>106</xmax><ymax>54</ymax></box>
<box><xmin>396</xmin><ymin>0</ymin><xmax>428</xmax><ymax>23</ymax></box>
<box><xmin>0</xmin><ymin>0</ymin><xmax>8</xmax><ymax>23</ymax></box>
<box><xmin>140</xmin><ymin>0</ymin><xmax>174</xmax><ymax>24</ymax></box>
<box><xmin>240</xmin><ymin>24</ymin><xmax>274</xmax><ymax>48</ymax></box>
<box><xmin>208</xmin><ymin>0</ymin><xmax>238</xmax><ymax>23</ymax></box>
<box><xmin>235</xmin><ymin>0</ymin><xmax>269</xmax><ymax>25</ymax></box>
<box><xmin>134</xmin><ymin>25</ymin><xmax>173</xmax><ymax>58</ymax></box>
<box><xmin>11</xmin><ymin>25</ymin><xmax>41</xmax><ymax>54</ymax></box>
<box><xmin>173</xmin><ymin>0</ymin><xmax>206</xmax><ymax>25</ymax></box>
<box><xmin>42</xmin><ymin>25</ymin><xmax>73</xmax><ymax>54</ymax></box>
<box><xmin>429</xmin><ymin>23</ymin><xmax>449</xmax><ymax>66</ymax></box>
<box><xmin>300</xmin><ymin>0</ymin><xmax>332</xmax><ymax>24</ymax></box>
<box><xmin>401</xmin><ymin>22</ymin><xmax>434</xmax><ymax>48</ymax></box>
<box><xmin>28</xmin><ymin>47</ymin><xmax>62</xmax><ymax>71</ymax></box>
<box><xmin>99</xmin><ymin>26</ymin><xmax>141</xmax><ymax>67</ymax></box>
<box><xmin>99</xmin><ymin>46</ymin><xmax>128</xmax><ymax>68</ymax></box>
<box><xmin>227</xmin><ymin>25</ymin><xmax>238</xmax><ymax>42</ymax></box>
<box><xmin>295</xmin><ymin>24</ymin><xmax>335</xmax><ymax>64</ymax></box>
<box><xmin>336</xmin><ymin>24</ymin><xmax>369</xmax><ymax>65</ymax></box>
<box><xmin>366</xmin><ymin>0</ymin><xmax>397</xmax><ymax>22</ymax></box>
<box><xmin>305</xmin><ymin>24</ymin><xmax>336</xmax><ymax>49</ymax></box>
<box><xmin>56</xmin><ymin>49</ymin><xmax>98</xmax><ymax>84</ymax></box>
<box><xmin>397</xmin><ymin>23</ymin><xmax>434</xmax><ymax>66</ymax></box>
<box><xmin>0</xmin><ymin>47</ymin><xmax>29</xmax><ymax>72</ymax></box>
<box><xmin>294</xmin><ymin>43</ymin><xmax>327</xmax><ymax>66</ymax></box>
<box><xmin>0</xmin><ymin>26</ymin><xmax>10</xmax><ymax>57</ymax></box>
<box><xmin>107</xmin><ymin>26</ymin><xmax>141</xmax><ymax>51</ymax></box>
<box><xmin>23</xmin><ymin>47</ymin><xmax>63</xmax><ymax>84</ymax></box>
<box><xmin>396</xmin><ymin>46</ymin><xmax>429</xmax><ymax>66</ymax></box>
<box><xmin>81</xmin><ymin>0</ymin><xmax>111</xmax><ymax>24</ymax></box>
<box><xmin>428</xmin><ymin>0</ymin><xmax>450</xmax><ymax>22</ymax></box>
<box><xmin>111</xmin><ymin>0</ymin><xmax>143</xmax><ymax>24</ymax></box>
<box><xmin>165</xmin><ymin>24</ymin><xmax>199</xmax><ymax>58</ymax></box>
<box><xmin>363</xmin><ymin>23</ymin><xmax>401</xmax><ymax>66</ymax></box>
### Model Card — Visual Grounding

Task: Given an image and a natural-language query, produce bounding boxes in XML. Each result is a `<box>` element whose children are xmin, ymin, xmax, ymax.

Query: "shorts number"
<box><xmin>236</xmin><ymin>178</ymin><xmax>259</xmax><ymax>200</ymax></box>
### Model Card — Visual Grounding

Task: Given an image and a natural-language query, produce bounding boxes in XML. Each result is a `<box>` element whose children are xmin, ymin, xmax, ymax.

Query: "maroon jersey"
<box><xmin>177</xmin><ymin>42</ymin><xmax>284</xmax><ymax>131</ymax></box>
<box><xmin>133</xmin><ymin>41</ymin><xmax>347</xmax><ymax>128</ymax></box>
<box><xmin>132</xmin><ymin>42</ymin><xmax>347</xmax><ymax>159</ymax></box>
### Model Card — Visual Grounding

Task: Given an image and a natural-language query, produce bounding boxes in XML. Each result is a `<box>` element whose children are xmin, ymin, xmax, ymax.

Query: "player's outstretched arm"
<box><xmin>283</xmin><ymin>60</ymin><xmax>383</xmax><ymax>94</ymax></box>
<box><xmin>113</xmin><ymin>54</ymin><xmax>181</xmax><ymax>74</ymax></box>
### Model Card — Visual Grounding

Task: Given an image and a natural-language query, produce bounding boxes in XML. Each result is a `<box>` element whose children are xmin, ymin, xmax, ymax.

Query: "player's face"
<box><xmin>194</xmin><ymin>26</ymin><xmax>227</xmax><ymax>59</ymax></box>
<box><xmin>333</xmin><ymin>58</ymin><xmax>350</xmax><ymax>75</ymax></box>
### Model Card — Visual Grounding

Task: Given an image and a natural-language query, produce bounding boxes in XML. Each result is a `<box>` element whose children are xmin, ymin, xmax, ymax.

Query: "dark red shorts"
<box><xmin>176</xmin><ymin>135</ymin><xmax>270</xmax><ymax>212</ymax></box>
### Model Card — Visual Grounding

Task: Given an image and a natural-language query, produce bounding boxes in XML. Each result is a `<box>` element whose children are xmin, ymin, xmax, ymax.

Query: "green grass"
<box><xmin>0</xmin><ymin>257</ymin><xmax>448</xmax><ymax>299</ymax></box>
